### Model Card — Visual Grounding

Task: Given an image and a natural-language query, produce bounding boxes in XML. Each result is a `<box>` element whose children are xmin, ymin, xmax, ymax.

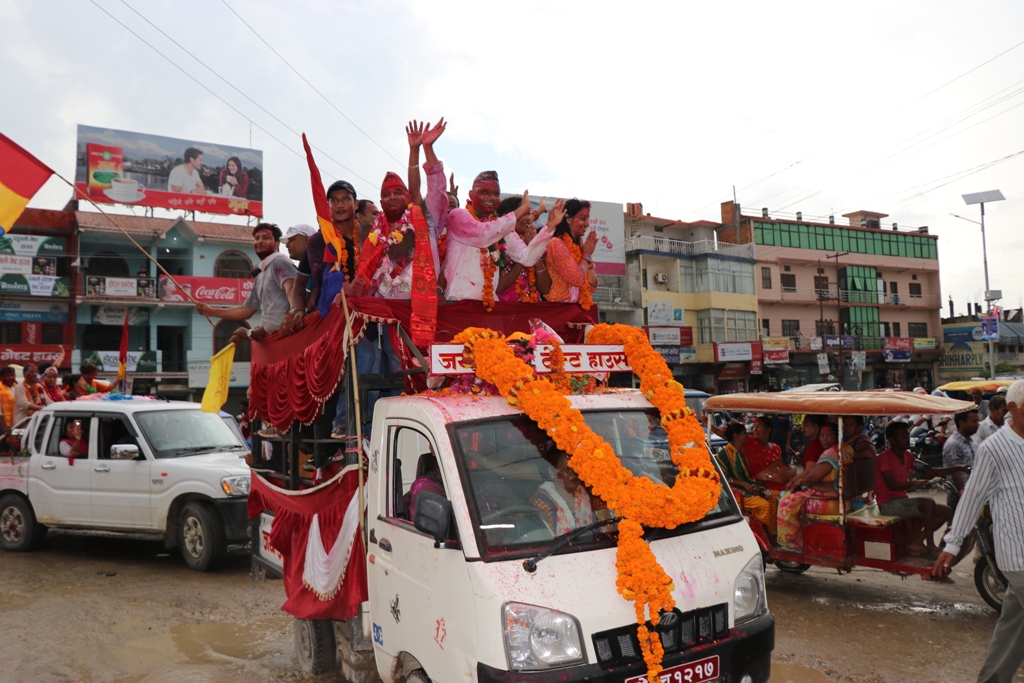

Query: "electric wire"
<box><xmin>219</xmin><ymin>0</ymin><xmax>404</xmax><ymax>167</ymax></box>
<box><xmin>88</xmin><ymin>0</ymin><xmax>375</xmax><ymax>193</ymax></box>
<box><xmin>116</xmin><ymin>0</ymin><xmax>375</xmax><ymax>189</ymax></box>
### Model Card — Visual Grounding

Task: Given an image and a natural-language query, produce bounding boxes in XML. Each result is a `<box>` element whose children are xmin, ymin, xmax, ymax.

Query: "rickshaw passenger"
<box><xmin>800</xmin><ymin>415</ymin><xmax>826</xmax><ymax>471</ymax></box>
<box><xmin>777</xmin><ymin>422</ymin><xmax>852</xmax><ymax>551</ymax></box>
<box><xmin>715</xmin><ymin>422</ymin><xmax>777</xmax><ymax>535</ymax></box>
<box><xmin>875</xmin><ymin>421</ymin><xmax>962</xmax><ymax>558</ymax></box>
<box><xmin>842</xmin><ymin>415</ymin><xmax>878</xmax><ymax>461</ymax></box>
<box><xmin>744</xmin><ymin>415</ymin><xmax>796</xmax><ymax>490</ymax></box>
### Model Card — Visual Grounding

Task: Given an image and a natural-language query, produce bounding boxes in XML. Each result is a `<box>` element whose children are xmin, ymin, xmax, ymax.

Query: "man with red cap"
<box><xmin>442</xmin><ymin>171</ymin><xmax>555</xmax><ymax>302</ymax></box>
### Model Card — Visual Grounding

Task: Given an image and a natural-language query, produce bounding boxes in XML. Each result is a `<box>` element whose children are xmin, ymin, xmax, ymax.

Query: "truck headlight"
<box><xmin>733</xmin><ymin>554</ymin><xmax>767</xmax><ymax>624</ymax></box>
<box><xmin>221</xmin><ymin>475</ymin><xmax>251</xmax><ymax>497</ymax></box>
<box><xmin>503</xmin><ymin>602</ymin><xmax>585</xmax><ymax>670</ymax></box>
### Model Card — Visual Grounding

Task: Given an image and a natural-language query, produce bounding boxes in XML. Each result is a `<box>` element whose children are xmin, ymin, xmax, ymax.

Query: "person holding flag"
<box><xmin>117</xmin><ymin>306</ymin><xmax>130</xmax><ymax>394</ymax></box>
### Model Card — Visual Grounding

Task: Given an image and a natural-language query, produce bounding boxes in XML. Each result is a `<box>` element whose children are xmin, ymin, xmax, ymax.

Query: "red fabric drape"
<box><xmin>249</xmin><ymin>298</ymin><xmax>598</xmax><ymax>429</ymax></box>
<box><xmin>248</xmin><ymin>467</ymin><xmax>367</xmax><ymax>621</ymax></box>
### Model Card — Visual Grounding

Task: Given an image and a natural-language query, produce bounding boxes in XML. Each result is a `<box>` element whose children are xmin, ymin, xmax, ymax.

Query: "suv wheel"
<box><xmin>0</xmin><ymin>494</ymin><xmax>44</xmax><ymax>552</ymax></box>
<box><xmin>178</xmin><ymin>502</ymin><xmax>226</xmax><ymax>571</ymax></box>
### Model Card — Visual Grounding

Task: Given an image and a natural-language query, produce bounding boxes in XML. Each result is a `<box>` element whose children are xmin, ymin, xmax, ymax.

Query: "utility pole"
<box><xmin>827</xmin><ymin>251</ymin><xmax>850</xmax><ymax>386</ymax></box>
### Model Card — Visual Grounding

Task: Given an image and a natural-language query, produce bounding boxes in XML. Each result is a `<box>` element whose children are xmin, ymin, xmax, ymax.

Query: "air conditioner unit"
<box><xmin>654</xmin><ymin>272</ymin><xmax>668</xmax><ymax>284</ymax></box>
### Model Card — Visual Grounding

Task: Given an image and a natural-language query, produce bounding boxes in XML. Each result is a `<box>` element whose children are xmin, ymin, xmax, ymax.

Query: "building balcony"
<box><xmin>761</xmin><ymin>288</ymin><xmax>940</xmax><ymax>308</ymax></box>
<box><xmin>592</xmin><ymin>286</ymin><xmax>633</xmax><ymax>307</ymax></box>
<box><xmin>627</xmin><ymin>236</ymin><xmax>755</xmax><ymax>261</ymax></box>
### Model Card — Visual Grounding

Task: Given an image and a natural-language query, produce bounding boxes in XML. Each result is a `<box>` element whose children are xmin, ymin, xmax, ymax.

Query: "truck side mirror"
<box><xmin>413</xmin><ymin>491</ymin><xmax>454</xmax><ymax>545</ymax></box>
<box><xmin>110</xmin><ymin>444</ymin><xmax>140</xmax><ymax>460</ymax></box>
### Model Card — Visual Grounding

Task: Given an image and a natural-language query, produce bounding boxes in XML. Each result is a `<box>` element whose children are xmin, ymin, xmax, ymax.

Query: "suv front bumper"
<box><xmin>214</xmin><ymin>498</ymin><xmax>251</xmax><ymax>543</ymax></box>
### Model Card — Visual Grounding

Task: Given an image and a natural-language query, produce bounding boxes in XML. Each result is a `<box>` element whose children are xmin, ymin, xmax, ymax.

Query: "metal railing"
<box><xmin>766</xmin><ymin>288</ymin><xmax>940</xmax><ymax>307</ymax></box>
<box><xmin>627</xmin><ymin>236</ymin><xmax>755</xmax><ymax>260</ymax></box>
<box><xmin>759</xmin><ymin>335</ymin><xmax>939</xmax><ymax>352</ymax></box>
<box><xmin>592</xmin><ymin>286</ymin><xmax>627</xmax><ymax>304</ymax></box>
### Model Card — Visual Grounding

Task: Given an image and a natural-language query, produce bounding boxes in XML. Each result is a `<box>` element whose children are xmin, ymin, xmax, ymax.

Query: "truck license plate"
<box><xmin>624</xmin><ymin>655</ymin><xmax>719</xmax><ymax>683</ymax></box>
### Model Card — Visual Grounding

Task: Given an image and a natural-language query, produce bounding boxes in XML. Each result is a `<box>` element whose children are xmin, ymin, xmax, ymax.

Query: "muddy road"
<box><xmin>0</xmin><ymin>531</ymin><xmax>1018</xmax><ymax>683</ymax></box>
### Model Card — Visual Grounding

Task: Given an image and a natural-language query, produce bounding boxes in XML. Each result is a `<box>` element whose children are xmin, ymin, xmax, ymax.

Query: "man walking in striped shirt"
<box><xmin>933</xmin><ymin>380</ymin><xmax>1024</xmax><ymax>683</ymax></box>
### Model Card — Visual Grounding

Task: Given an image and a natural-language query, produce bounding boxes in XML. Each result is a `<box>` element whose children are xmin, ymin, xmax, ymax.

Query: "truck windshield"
<box><xmin>136</xmin><ymin>410</ymin><xmax>247</xmax><ymax>459</ymax></box>
<box><xmin>451</xmin><ymin>410</ymin><xmax>739</xmax><ymax>561</ymax></box>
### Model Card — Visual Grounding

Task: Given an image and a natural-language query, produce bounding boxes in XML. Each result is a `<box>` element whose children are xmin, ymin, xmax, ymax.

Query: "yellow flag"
<box><xmin>201</xmin><ymin>343</ymin><xmax>236</xmax><ymax>413</ymax></box>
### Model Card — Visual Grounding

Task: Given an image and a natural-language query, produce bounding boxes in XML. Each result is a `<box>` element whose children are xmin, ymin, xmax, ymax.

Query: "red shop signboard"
<box><xmin>158</xmin><ymin>276</ymin><xmax>254</xmax><ymax>305</ymax></box>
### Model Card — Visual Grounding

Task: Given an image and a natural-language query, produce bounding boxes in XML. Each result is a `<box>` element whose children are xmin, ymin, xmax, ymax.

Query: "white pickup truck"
<box><xmin>0</xmin><ymin>400</ymin><xmax>252</xmax><ymax>571</ymax></box>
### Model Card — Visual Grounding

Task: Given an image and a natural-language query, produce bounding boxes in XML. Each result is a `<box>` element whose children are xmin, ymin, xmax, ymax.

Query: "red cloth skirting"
<box><xmin>249</xmin><ymin>298</ymin><xmax>598</xmax><ymax>430</ymax></box>
<box><xmin>248</xmin><ymin>466</ymin><xmax>368</xmax><ymax>621</ymax></box>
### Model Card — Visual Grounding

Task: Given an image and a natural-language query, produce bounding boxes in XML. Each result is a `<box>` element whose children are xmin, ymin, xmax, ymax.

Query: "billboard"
<box><xmin>501</xmin><ymin>194</ymin><xmax>626</xmax><ymax>276</ymax></box>
<box><xmin>158</xmin><ymin>275</ymin><xmax>254</xmax><ymax>305</ymax></box>
<box><xmin>75</xmin><ymin>125</ymin><xmax>263</xmax><ymax>217</ymax></box>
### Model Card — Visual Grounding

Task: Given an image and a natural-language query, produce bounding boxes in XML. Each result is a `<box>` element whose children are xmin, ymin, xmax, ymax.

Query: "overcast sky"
<box><xmin>3</xmin><ymin>0</ymin><xmax>1023</xmax><ymax>314</ymax></box>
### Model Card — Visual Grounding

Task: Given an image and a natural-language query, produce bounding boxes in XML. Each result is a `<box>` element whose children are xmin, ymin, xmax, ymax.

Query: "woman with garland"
<box><xmin>493</xmin><ymin>195</ymin><xmax>558</xmax><ymax>302</ymax></box>
<box><xmin>543</xmin><ymin>198</ymin><xmax>598</xmax><ymax>308</ymax></box>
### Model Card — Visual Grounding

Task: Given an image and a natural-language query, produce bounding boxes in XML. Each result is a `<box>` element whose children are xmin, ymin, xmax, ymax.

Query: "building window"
<box><xmin>781</xmin><ymin>319</ymin><xmax>800</xmax><ymax>338</ymax></box>
<box><xmin>890</xmin><ymin>281</ymin><xmax>898</xmax><ymax>295</ymax></box>
<box><xmin>214</xmin><ymin>320</ymin><xmax>251</xmax><ymax>362</ymax></box>
<box><xmin>908</xmin><ymin>323</ymin><xmax>928</xmax><ymax>338</ymax></box>
<box><xmin>214</xmin><ymin>250</ymin><xmax>254</xmax><ymax>279</ymax></box>
<box><xmin>88</xmin><ymin>252</ymin><xmax>129</xmax><ymax>277</ymax></box>
<box><xmin>761</xmin><ymin>318</ymin><xmax>770</xmax><ymax>337</ymax></box>
<box><xmin>814</xmin><ymin>275</ymin><xmax>829</xmax><ymax>298</ymax></box>
<box><xmin>696</xmin><ymin>309</ymin><xmax>726</xmax><ymax>344</ymax></box>
<box><xmin>0</xmin><ymin>323</ymin><xmax>21</xmax><ymax>344</ymax></box>
<box><xmin>909</xmin><ymin>282</ymin><xmax>922</xmax><ymax>298</ymax></box>
<box><xmin>727</xmin><ymin>310</ymin><xmax>758</xmax><ymax>342</ymax></box>
<box><xmin>679</xmin><ymin>261</ymin><xmax>695</xmax><ymax>293</ymax></box>
<box><xmin>881</xmin><ymin>322</ymin><xmax>891</xmax><ymax>337</ymax></box>
<box><xmin>695</xmin><ymin>258</ymin><xmax>755</xmax><ymax>295</ymax></box>
<box><xmin>761</xmin><ymin>267</ymin><xmax>772</xmax><ymax>289</ymax></box>
<box><xmin>815</xmin><ymin>320</ymin><xmax>836</xmax><ymax>336</ymax></box>
<box><xmin>42</xmin><ymin>324</ymin><xmax>63</xmax><ymax>344</ymax></box>
<box><xmin>780</xmin><ymin>274</ymin><xmax>796</xmax><ymax>293</ymax></box>
<box><xmin>892</xmin><ymin>322</ymin><xmax>901</xmax><ymax>337</ymax></box>
<box><xmin>753</xmin><ymin>221</ymin><xmax>938</xmax><ymax>260</ymax></box>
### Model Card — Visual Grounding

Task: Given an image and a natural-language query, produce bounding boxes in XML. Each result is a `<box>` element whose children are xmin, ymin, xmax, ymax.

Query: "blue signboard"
<box><xmin>883</xmin><ymin>349</ymin><xmax>912</xmax><ymax>363</ymax></box>
<box><xmin>981</xmin><ymin>317</ymin><xmax>999</xmax><ymax>341</ymax></box>
<box><xmin>654</xmin><ymin>346</ymin><xmax>680</xmax><ymax>364</ymax></box>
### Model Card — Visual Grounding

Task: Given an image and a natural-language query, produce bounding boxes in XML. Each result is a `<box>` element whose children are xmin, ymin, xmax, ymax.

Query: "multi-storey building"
<box><xmin>732</xmin><ymin>202</ymin><xmax>944</xmax><ymax>389</ymax></box>
<box><xmin>622</xmin><ymin>204</ymin><xmax>761</xmax><ymax>392</ymax></box>
<box><xmin>72</xmin><ymin>209</ymin><xmax>255</xmax><ymax>409</ymax></box>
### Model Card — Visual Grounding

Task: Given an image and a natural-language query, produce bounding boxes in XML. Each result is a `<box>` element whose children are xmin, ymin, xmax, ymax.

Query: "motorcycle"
<box><xmin>915</xmin><ymin>463</ymin><xmax>1007</xmax><ymax>612</ymax></box>
<box><xmin>910</xmin><ymin>427</ymin><xmax>944</xmax><ymax>469</ymax></box>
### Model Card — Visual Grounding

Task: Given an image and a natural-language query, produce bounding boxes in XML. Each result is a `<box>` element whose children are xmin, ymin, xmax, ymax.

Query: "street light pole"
<box><xmin>961</xmin><ymin>190</ymin><xmax>1005</xmax><ymax>379</ymax></box>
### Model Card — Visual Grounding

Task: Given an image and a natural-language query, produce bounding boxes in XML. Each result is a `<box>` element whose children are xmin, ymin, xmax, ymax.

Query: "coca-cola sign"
<box><xmin>158</xmin><ymin>275</ymin><xmax>253</xmax><ymax>305</ymax></box>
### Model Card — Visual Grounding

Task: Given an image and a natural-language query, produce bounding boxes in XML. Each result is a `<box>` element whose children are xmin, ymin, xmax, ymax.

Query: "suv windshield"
<box><xmin>451</xmin><ymin>409</ymin><xmax>739</xmax><ymax>561</ymax></box>
<box><xmin>136</xmin><ymin>410</ymin><xmax>246</xmax><ymax>458</ymax></box>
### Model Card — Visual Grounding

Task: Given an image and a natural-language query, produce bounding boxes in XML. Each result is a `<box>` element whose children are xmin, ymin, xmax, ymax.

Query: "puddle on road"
<box><xmin>772</xmin><ymin>662</ymin><xmax>836</xmax><ymax>681</ymax></box>
<box><xmin>110</xmin><ymin>618</ymin><xmax>295</xmax><ymax>683</ymax></box>
<box><xmin>810</xmin><ymin>594</ymin><xmax>992</xmax><ymax>616</ymax></box>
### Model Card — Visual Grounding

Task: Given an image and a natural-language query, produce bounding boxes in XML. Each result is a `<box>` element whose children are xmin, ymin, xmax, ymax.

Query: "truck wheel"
<box><xmin>178</xmin><ymin>502</ymin><xmax>227</xmax><ymax>572</ymax></box>
<box><xmin>407</xmin><ymin>669</ymin><xmax>433</xmax><ymax>683</ymax></box>
<box><xmin>775</xmin><ymin>560</ymin><xmax>811</xmax><ymax>574</ymax></box>
<box><xmin>975</xmin><ymin>556</ymin><xmax>1006</xmax><ymax>613</ymax></box>
<box><xmin>294</xmin><ymin>618</ymin><xmax>336</xmax><ymax>675</ymax></box>
<box><xmin>0</xmin><ymin>494</ymin><xmax>41</xmax><ymax>552</ymax></box>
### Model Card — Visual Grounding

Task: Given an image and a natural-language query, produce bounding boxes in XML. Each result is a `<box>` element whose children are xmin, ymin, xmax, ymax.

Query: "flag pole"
<box><xmin>337</xmin><ymin>285</ymin><xmax>365</xmax><ymax>546</ymax></box>
<box><xmin>54</xmin><ymin>173</ymin><xmax>216</xmax><ymax>328</ymax></box>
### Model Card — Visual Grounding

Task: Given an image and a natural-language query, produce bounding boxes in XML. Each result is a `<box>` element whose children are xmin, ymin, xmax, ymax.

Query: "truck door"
<box><xmin>369</xmin><ymin>421</ymin><xmax>465</xmax><ymax>676</ymax></box>
<box><xmin>90</xmin><ymin>413</ymin><xmax>152</xmax><ymax>529</ymax></box>
<box><xmin>29</xmin><ymin>413</ymin><xmax>94</xmax><ymax>525</ymax></box>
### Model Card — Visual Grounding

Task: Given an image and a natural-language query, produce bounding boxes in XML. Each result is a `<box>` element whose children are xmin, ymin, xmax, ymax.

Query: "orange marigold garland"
<box><xmin>453</xmin><ymin>324</ymin><xmax>721</xmax><ymax>683</ymax></box>
<box><xmin>514</xmin><ymin>266</ymin><xmax>539</xmax><ymax>303</ymax></box>
<box><xmin>561</xmin><ymin>234</ymin><xmax>593</xmax><ymax>310</ymax></box>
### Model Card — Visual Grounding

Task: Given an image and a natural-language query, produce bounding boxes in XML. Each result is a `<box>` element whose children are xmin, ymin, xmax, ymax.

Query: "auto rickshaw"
<box><xmin>704</xmin><ymin>391</ymin><xmax>1006</xmax><ymax>610</ymax></box>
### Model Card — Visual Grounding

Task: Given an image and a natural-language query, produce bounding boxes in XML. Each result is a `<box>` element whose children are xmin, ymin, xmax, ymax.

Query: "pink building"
<box><xmin>723</xmin><ymin>203</ymin><xmax>944</xmax><ymax>390</ymax></box>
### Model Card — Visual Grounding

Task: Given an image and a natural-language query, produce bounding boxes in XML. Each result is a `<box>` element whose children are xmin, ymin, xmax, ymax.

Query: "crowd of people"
<box><xmin>196</xmin><ymin>118</ymin><xmax>602</xmax><ymax>438</ymax></box>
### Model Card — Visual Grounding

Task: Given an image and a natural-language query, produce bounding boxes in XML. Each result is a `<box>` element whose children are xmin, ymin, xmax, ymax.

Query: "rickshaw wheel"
<box><xmin>775</xmin><ymin>560</ymin><xmax>811</xmax><ymax>574</ymax></box>
<box><xmin>974</xmin><ymin>556</ymin><xmax>1006</xmax><ymax>613</ymax></box>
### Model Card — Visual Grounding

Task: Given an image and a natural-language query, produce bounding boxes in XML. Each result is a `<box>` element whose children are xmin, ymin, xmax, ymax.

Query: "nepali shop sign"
<box><xmin>0</xmin><ymin>345</ymin><xmax>67</xmax><ymax>366</ymax></box>
<box><xmin>85</xmin><ymin>276</ymin><xmax>157</xmax><ymax>298</ymax></box>
<box><xmin>0</xmin><ymin>300</ymin><xmax>69</xmax><ymax>322</ymax></box>
<box><xmin>763</xmin><ymin>349</ymin><xmax>790</xmax><ymax>365</ymax></box>
<box><xmin>158</xmin><ymin>275</ymin><xmax>253</xmax><ymax>304</ymax></box>
<box><xmin>913</xmin><ymin>337</ymin><xmax>937</xmax><ymax>350</ymax></box>
<box><xmin>75</xmin><ymin>124</ymin><xmax>264</xmax><ymax>218</ymax></box>
<box><xmin>882</xmin><ymin>349</ymin><xmax>912</xmax><ymax>363</ymax></box>
<box><xmin>92</xmin><ymin>305</ymin><xmax>149</xmax><ymax>325</ymax></box>
<box><xmin>938</xmin><ymin>323</ymin><xmax>987</xmax><ymax>380</ymax></box>
<box><xmin>0</xmin><ymin>274</ymin><xmax>70</xmax><ymax>297</ymax></box>
<box><xmin>430</xmin><ymin>344</ymin><xmax>632</xmax><ymax>374</ymax></box>
<box><xmin>81</xmin><ymin>350</ymin><xmax>157</xmax><ymax>373</ymax></box>
<box><xmin>714</xmin><ymin>342</ymin><xmax>761</xmax><ymax>362</ymax></box>
<box><xmin>0</xmin><ymin>235</ymin><xmax>66</xmax><ymax>256</ymax></box>
<box><xmin>884</xmin><ymin>337</ymin><xmax>913</xmax><ymax>350</ymax></box>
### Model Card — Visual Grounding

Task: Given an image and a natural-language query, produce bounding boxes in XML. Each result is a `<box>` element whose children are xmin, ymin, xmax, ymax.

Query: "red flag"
<box><xmin>117</xmin><ymin>307</ymin><xmax>129</xmax><ymax>388</ymax></box>
<box><xmin>301</xmin><ymin>134</ymin><xmax>343</xmax><ymax>267</ymax></box>
<box><xmin>0</xmin><ymin>133</ymin><xmax>54</xmax><ymax>236</ymax></box>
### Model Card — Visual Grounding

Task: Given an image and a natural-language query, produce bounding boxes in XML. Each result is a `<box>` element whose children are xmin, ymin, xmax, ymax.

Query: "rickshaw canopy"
<box><xmin>936</xmin><ymin>379</ymin><xmax>1016</xmax><ymax>393</ymax></box>
<box><xmin>703</xmin><ymin>391</ymin><xmax>975</xmax><ymax>417</ymax></box>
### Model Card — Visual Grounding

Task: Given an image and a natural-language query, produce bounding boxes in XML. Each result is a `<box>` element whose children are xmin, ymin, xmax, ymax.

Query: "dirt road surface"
<box><xmin>0</xmin><ymin>531</ymin><xmax>1020</xmax><ymax>682</ymax></box>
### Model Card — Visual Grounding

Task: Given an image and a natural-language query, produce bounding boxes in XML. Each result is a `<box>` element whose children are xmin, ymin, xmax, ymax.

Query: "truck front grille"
<box><xmin>591</xmin><ymin>603</ymin><xmax>729</xmax><ymax>667</ymax></box>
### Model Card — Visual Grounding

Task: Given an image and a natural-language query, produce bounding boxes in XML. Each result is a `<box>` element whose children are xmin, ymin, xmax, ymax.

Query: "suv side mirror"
<box><xmin>413</xmin><ymin>491</ymin><xmax>455</xmax><ymax>546</ymax></box>
<box><xmin>110</xmin><ymin>444</ymin><xmax>140</xmax><ymax>460</ymax></box>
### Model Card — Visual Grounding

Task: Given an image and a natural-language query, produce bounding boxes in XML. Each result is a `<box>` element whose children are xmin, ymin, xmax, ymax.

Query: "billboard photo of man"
<box><xmin>167</xmin><ymin>147</ymin><xmax>206</xmax><ymax>194</ymax></box>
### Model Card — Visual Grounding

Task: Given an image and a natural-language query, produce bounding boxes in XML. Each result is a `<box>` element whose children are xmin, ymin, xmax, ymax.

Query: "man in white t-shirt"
<box><xmin>167</xmin><ymin>147</ymin><xmax>206</xmax><ymax>194</ymax></box>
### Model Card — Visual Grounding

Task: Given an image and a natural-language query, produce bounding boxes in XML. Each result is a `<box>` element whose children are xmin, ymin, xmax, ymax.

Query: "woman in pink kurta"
<box><xmin>544</xmin><ymin>199</ymin><xmax>598</xmax><ymax>303</ymax></box>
